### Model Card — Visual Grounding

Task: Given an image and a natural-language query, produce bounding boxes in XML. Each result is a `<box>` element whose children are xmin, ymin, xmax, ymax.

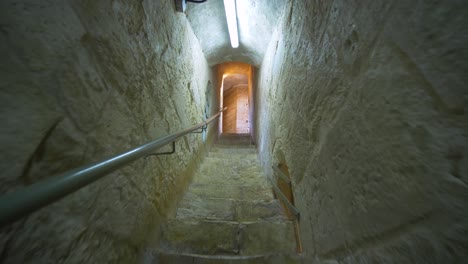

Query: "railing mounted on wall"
<box><xmin>0</xmin><ymin>108</ymin><xmax>227</xmax><ymax>228</ymax></box>
<box><xmin>272</xmin><ymin>165</ymin><xmax>291</xmax><ymax>183</ymax></box>
<box><xmin>268</xmin><ymin>168</ymin><xmax>300</xmax><ymax>220</ymax></box>
<box><xmin>269</xmin><ymin>164</ymin><xmax>303</xmax><ymax>253</ymax></box>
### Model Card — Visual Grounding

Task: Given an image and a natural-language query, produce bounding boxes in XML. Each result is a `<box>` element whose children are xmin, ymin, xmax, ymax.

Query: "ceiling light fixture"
<box><xmin>223</xmin><ymin>0</ymin><xmax>239</xmax><ymax>48</ymax></box>
<box><xmin>175</xmin><ymin>0</ymin><xmax>207</xmax><ymax>13</ymax></box>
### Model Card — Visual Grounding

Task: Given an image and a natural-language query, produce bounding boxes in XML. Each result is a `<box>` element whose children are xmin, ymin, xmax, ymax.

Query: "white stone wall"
<box><xmin>0</xmin><ymin>0</ymin><xmax>216</xmax><ymax>262</ymax></box>
<box><xmin>256</xmin><ymin>0</ymin><xmax>468</xmax><ymax>262</ymax></box>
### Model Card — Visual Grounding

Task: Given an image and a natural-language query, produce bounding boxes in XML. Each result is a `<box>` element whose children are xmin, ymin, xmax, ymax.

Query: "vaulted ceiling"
<box><xmin>185</xmin><ymin>0</ymin><xmax>285</xmax><ymax>66</ymax></box>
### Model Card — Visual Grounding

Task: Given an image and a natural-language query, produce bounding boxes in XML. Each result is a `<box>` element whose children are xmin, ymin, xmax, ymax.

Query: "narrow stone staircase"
<box><xmin>153</xmin><ymin>134</ymin><xmax>302</xmax><ymax>263</ymax></box>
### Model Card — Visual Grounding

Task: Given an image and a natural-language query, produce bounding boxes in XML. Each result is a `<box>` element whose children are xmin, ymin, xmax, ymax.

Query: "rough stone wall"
<box><xmin>0</xmin><ymin>0</ymin><xmax>216</xmax><ymax>263</ymax></box>
<box><xmin>256</xmin><ymin>0</ymin><xmax>468</xmax><ymax>262</ymax></box>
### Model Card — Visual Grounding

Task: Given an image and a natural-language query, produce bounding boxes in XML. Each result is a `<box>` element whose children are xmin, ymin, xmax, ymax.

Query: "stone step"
<box><xmin>216</xmin><ymin>134</ymin><xmax>253</xmax><ymax>145</ymax></box>
<box><xmin>192</xmin><ymin>168</ymin><xmax>268</xmax><ymax>186</ymax></box>
<box><xmin>210</xmin><ymin>145</ymin><xmax>257</xmax><ymax>153</ymax></box>
<box><xmin>196</xmin><ymin>166</ymin><xmax>262</xmax><ymax>177</ymax></box>
<box><xmin>153</xmin><ymin>252</ymin><xmax>305</xmax><ymax>264</ymax></box>
<box><xmin>156</xmin><ymin>136</ymin><xmax>298</xmax><ymax>262</ymax></box>
<box><xmin>204</xmin><ymin>155</ymin><xmax>259</xmax><ymax>166</ymax></box>
<box><xmin>160</xmin><ymin>219</ymin><xmax>296</xmax><ymax>256</ymax></box>
<box><xmin>208</xmin><ymin>150</ymin><xmax>257</xmax><ymax>159</ymax></box>
<box><xmin>235</xmin><ymin>200</ymin><xmax>288</xmax><ymax>222</ymax></box>
<box><xmin>176</xmin><ymin>195</ymin><xmax>288</xmax><ymax>222</ymax></box>
<box><xmin>186</xmin><ymin>183</ymin><xmax>274</xmax><ymax>200</ymax></box>
<box><xmin>204</xmin><ymin>151</ymin><xmax>258</xmax><ymax>160</ymax></box>
<box><xmin>176</xmin><ymin>196</ymin><xmax>236</xmax><ymax>221</ymax></box>
<box><xmin>199</xmin><ymin>156</ymin><xmax>260</xmax><ymax>169</ymax></box>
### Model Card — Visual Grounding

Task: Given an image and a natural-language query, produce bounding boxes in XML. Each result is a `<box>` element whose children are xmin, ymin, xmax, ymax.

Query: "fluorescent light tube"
<box><xmin>223</xmin><ymin>0</ymin><xmax>239</xmax><ymax>48</ymax></box>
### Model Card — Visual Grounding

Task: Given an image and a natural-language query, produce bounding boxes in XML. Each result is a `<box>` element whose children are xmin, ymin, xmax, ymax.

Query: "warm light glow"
<box><xmin>223</xmin><ymin>0</ymin><xmax>239</xmax><ymax>48</ymax></box>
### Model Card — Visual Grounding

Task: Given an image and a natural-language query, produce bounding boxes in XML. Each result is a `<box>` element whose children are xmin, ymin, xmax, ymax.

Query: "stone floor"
<box><xmin>153</xmin><ymin>134</ymin><xmax>302</xmax><ymax>263</ymax></box>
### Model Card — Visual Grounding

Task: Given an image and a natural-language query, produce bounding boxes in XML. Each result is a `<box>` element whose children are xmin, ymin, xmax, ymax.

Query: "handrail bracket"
<box><xmin>146</xmin><ymin>141</ymin><xmax>176</xmax><ymax>157</ymax></box>
<box><xmin>191</xmin><ymin>124</ymin><xmax>207</xmax><ymax>134</ymax></box>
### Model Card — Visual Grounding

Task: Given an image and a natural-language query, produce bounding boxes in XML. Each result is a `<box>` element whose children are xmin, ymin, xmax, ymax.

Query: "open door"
<box><xmin>216</xmin><ymin>62</ymin><xmax>255</xmax><ymax>138</ymax></box>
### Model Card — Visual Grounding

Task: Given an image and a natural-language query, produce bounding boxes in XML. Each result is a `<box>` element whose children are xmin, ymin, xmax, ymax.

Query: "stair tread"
<box><xmin>153</xmin><ymin>251</ymin><xmax>305</xmax><ymax>264</ymax></box>
<box><xmin>215</xmin><ymin>135</ymin><xmax>253</xmax><ymax>145</ymax></box>
<box><xmin>156</xmin><ymin>139</ymin><xmax>298</xmax><ymax>260</ymax></box>
<box><xmin>160</xmin><ymin>219</ymin><xmax>296</xmax><ymax>256</ymax></box>
<box><xmin>176</xmin><ymin>195</ymin><xmax>288</xmax><ymax>221</ymax></box>
<box><xmin>186</xmin><ymin>183</ymin><xmax>274</xmax><ymax>200</ymax></box>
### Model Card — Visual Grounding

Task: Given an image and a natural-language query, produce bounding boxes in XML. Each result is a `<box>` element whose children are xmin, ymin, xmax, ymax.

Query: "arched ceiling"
<box><xmin>185</xmin><ymin>0</ymin><xmax>285</xmax><ymax>66</ymax></box>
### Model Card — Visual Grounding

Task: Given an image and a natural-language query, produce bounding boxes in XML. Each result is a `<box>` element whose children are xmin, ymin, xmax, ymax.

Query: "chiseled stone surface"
<box><xmin>256</xmin><ymin>0</ymin><xmax>468</xmax><ymax>262</ymax></box>
<box><xmin>0</xmin><ymin>0</ymin><xmax>216</xmax><ymax>263</ymax></box>
<box><xmin>156</xmin><ymin>137</ymin><xmax>297</xmax><ymax>261</ymax></box>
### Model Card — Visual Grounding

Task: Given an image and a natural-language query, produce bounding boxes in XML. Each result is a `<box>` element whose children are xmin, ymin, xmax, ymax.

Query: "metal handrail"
<box><xmin>271</xmin><ymin>165</ymin><xmax>302</xmax><ymax>253</ymax></box>
<box><xmin>272</xmin><ymin>165</ymin><xmax>291</xmax><ymax>183</ymax></box>
<box><xmin>267</xmin><ymin>176</ymin><xmax>300</xmax><ymax>220</ymax></box>
<box><xmin>0</xmin><ymin>108</ymin><xmax>227</xmax><ymax>227</ymax></box>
